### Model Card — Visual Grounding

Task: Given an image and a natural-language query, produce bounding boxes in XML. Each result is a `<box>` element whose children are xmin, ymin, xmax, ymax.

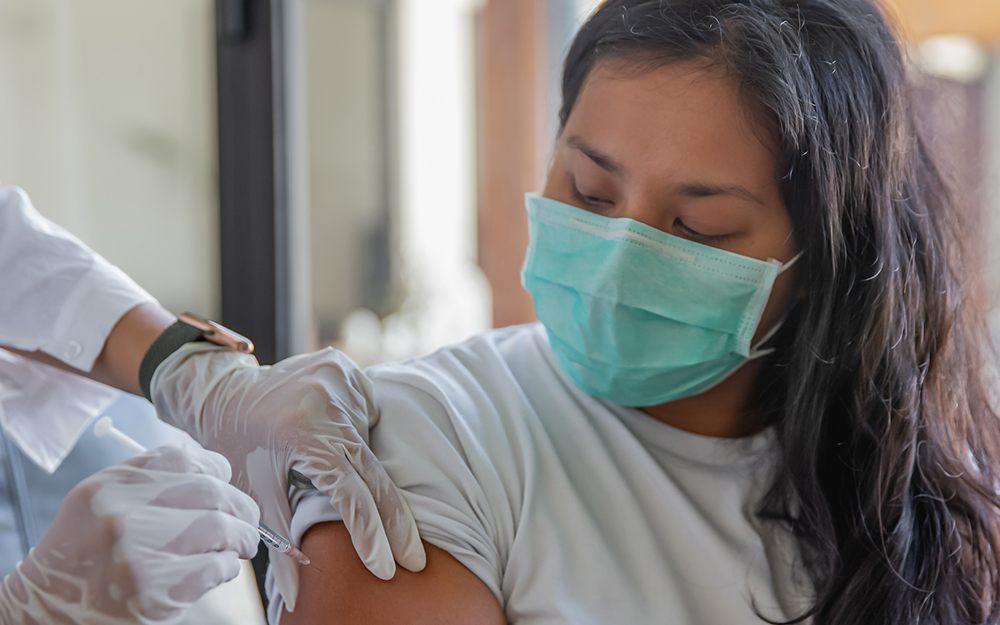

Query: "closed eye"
<box><xmin>570</xmin><ymin>182</ymin><xmax>613</xmax><ymax>209</ymax></box>
<box><xmin>674</xmin><ymin>218</ymin><xmax>733</xmax><ymax>243</ymax></box>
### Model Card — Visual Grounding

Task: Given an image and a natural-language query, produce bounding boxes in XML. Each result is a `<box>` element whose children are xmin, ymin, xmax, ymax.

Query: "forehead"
<box><xmin>565</xmin><ymin>60</ymin><xmax>778</xmax><ymax>183</ymax></box>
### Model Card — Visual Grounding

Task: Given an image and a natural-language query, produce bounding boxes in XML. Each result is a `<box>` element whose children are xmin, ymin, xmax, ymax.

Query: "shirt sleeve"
<box><xmin>369</xmin><ymin>373</ymin><xmax>512</xmax><ymax>598</ymax></box>
<box><xmin>0</xmin><ymin>186</ymin><xmax>156</xmax><ymax>371</ymax></box>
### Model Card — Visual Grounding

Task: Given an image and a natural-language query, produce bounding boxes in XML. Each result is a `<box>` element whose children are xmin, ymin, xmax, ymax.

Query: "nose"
<box><xmin>613</xmin><ymin>190</ymin><xmax>676</xmax><ymax>234</ymax></box>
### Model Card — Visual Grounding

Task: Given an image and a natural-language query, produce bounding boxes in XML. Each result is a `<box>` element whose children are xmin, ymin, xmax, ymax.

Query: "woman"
<box><xmin>273</xmin><ymin>0</ymin><xmax>1000</xmax><ymax>623</ymax></box>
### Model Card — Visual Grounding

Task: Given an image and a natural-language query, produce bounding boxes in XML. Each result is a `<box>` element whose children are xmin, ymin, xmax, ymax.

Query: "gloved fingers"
<box><xmin>148</xmin><ymin>510</ymin><xmax>261</xmax><ymax>560</ymax></box>
<box><xmin>247</xmin><ymin>464</ymin><xmax>300</xmax><ymax>612</ymax></box>
<box><xmin>255</xmin><ymin>490</ymin><xmax>301</xmax><ymax>601</ymax></box>
<box><xmin>297</xmin><ymin>436</ymin><xmax>426</xmax><ymax>573</ymax></box>
<box><xmin>240</xmin><ymin>446</ymin><xmax>295</xmax><ymax>541</ymax></box>
<box><xmin>145</xmin><ymin>475</ymin><xmax>261</xmax><ymax>528</ymax></box>
<box><xmin>87</xmin><ymin>469</ymin><xmax>260</xmax><ymax>527</ymax></box>
<box><xmin>12</xmin><ymin>556</ymin><xmax>142</xmax><ymax>624</ymax></box>
<box><xmin>324</xmin><ymin>444</ymin><xmax>426</xmax><ymax>573</ymax></box>
<box><xmin>267</xmin><ymin>541</ymin><xmax>301</xmax><ymax>613</ymax></box>
<box><xmin>117</xmin><ymin>507</ymin><xmax>259</xmax><ymax>561</ymax></box>
<box><xmin>133</xmin><ymin>550</ymin><xmax>244</xmax><ymax>609</ymax></box>
<box><xmin>304</xmin><ymin>458</ymin><xmax>396</xmax><ymax>580</ymax></box>
<box><xmin>376</xmin><ymin>482</ymin><xmax>426</xmax><ymax>573</ymax></box>
<box><xmin>120</xmin><ymin>444</ymin><xmax>234</xmax><ymax>483</ymax></box>
<box><xmin>255</xmin><ymin>488</ymin><xmax>294</xmax><ymax>552</ymax></box>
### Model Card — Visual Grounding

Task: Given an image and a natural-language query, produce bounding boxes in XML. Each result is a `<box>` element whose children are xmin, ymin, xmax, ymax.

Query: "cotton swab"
<box><xmin>92</xmin><ymin>416</ymin><xmax>320</xmax><ymax>570</ymax></box>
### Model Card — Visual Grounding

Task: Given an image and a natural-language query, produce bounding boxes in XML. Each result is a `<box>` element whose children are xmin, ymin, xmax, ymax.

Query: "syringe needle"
<box><xmin>285</xmin><ymin>542</ymin><xmax>312</xmax><ymax>567</ymax></box>
<box><xmin>285</xmin><ymin>541</ymin><xmax>323</xmax><ymax>571</ymax></box>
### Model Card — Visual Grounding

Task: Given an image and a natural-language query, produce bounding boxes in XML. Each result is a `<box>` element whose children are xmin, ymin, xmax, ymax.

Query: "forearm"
<box><xmin>3</xmin><ymin>302</ymin><xmax>175</xmax><ymax>397</ymax></box>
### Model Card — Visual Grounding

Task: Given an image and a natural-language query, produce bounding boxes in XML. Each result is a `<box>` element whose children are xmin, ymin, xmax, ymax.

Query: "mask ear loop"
<box><xmin>778</xmin><ymin>251</ymin><xmax>804</xmax><ymax>275</ymax></box>
<box><xmin>749</xmin><ymin>250</ymin><xmax>804</xmax><ymax>359</ymax></box>
<box><xmin>749</xmin><ymin>321</ymin><xmax>784</xmax><ymax>358</ymax></box>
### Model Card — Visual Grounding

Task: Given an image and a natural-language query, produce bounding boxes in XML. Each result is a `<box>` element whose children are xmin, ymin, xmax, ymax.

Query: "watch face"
<box><xmin>178</xmin><ymin>313</ymin><xmax>254</xmax><ymax>354</ymax></box>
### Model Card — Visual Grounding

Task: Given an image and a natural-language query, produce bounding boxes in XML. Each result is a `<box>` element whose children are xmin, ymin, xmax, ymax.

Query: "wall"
<box><xmin>0</xmin><ymin>0</ymin><xmax>219</xmax><ymax>316</ymax></box>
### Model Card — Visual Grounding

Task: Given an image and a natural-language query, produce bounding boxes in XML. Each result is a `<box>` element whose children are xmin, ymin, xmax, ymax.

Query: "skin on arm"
<box><xmin>1</xmin><ymin>302</ymin><xmax>176</xmax><ymax>396</ymax></box>
<box><xmin>282</xmin><ymin>521</ymin><xmax>506</xmax><ymax>625</ymax></box>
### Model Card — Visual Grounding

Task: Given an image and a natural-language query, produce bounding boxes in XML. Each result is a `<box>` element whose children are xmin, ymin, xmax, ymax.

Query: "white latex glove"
<box><xmin>149</xmin><ymin>344</ymin><xmax>425</xmax><ymax>612</ymax></box>
<box><xmin>0</xmin><ymin>444</ymin><xmax>260</xmax><ymax>625</ymax></box>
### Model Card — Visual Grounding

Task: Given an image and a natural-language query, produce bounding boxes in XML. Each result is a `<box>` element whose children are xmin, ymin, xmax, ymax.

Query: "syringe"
<box><xmin>93</xmin><ymin>416</ymin><xmax>318</xmax><ymax>570</ymax></box>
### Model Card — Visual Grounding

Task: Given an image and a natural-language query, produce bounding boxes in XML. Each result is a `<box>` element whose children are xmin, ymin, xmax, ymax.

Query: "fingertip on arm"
<box><xmin>281</xmin><ymin>522</ymin><xmax>506</xmax><ymax>625</ymax></box>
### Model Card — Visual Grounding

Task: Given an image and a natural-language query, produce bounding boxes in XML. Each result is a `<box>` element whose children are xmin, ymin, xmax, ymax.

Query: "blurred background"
<box><xmin>0</xmin><ymin>0</ymin><xmax>996</xmax><ymax>622</ymax></box>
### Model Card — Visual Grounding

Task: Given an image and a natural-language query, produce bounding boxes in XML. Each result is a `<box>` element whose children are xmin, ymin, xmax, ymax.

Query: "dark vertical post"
<box><xmin>215</xmin><ymin>0</ymin><xmax>288</xmax><ymax>613</ymax></box>
<box><xmin>216</xmin><ymin>0</ymin><xmax>289</xmax><ymax>368</ymax></box>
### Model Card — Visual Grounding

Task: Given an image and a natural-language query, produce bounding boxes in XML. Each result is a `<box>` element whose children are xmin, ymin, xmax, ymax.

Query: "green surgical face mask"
<box><xmin>520</xmin><ymin>193</ymin><xmax>800</xmax><ymax>407</ymax></box>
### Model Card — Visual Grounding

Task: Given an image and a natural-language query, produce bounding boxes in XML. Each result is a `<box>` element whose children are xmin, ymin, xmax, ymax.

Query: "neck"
<box><xmin>639</xmin><ymin>360</ymin><xmax>763</xmax><ymax>438</ymax></box>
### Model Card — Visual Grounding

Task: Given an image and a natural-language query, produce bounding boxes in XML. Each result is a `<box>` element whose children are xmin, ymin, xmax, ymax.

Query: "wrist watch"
<box><xmin>140</xmin><ymin>314</ymin><xmax>318</xmax><ymax>491</ymax></box>
<box><xmin>138</xmin><ymin>312</ymin><xmax>254</xmax><ymax>401</ymax></box>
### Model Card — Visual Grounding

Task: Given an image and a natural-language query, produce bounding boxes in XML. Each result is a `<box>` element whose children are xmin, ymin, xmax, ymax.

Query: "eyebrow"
<box><xmin>675</xmin><ymin>182</ymin><xmax>768</xmax><ymax>207</ymax></box>
<box><xmin>567</xmin><ymin>136</ymin><xmax>624</xmax><ymax>176</ymax></box>
<box><xmin>567</xmin><ymin>135</ymin><xmax>767</xmax><ymax>207</ymax></box>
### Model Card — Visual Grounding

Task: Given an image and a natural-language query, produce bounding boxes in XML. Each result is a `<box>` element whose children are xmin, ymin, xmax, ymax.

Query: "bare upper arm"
<box><xmin>280</xmin><ymin>521</ymin><xmax>506</xmax><ymax>625</ymax></box>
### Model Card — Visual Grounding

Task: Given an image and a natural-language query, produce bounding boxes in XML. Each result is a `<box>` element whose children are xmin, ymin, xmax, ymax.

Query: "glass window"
<box><xmin>292</xmin><ymin>0</ymin><xmax>395</xmax><ymax>350</ymax></box>
<box><xmin>288</xmin><ymin>0</ymin><xmax>492</xmax><ymax>366</ymax></box>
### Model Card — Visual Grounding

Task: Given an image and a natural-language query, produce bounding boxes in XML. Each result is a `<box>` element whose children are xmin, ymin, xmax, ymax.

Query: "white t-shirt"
<box><xmin>269</xmin><ymin>323</ymin><xmax>812</xmax><ymax>624</ymax></box>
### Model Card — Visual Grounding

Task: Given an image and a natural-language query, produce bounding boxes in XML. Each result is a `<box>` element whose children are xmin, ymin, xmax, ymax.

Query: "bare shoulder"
<box><xmin>280</xmin><ymin>522</ymin><xmax>507</xmax><ymax>625</ymax></box>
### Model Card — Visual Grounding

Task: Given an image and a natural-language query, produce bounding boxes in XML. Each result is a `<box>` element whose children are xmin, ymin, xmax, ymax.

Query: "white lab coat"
<box><xmin>0</xmin><ymin>185</ymin><xmax>154</xmax><ymax>471</ymax></box>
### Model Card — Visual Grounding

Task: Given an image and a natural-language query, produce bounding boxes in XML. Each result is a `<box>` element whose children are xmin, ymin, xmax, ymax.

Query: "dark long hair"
<box><xmin>559</xmin><ymin>1</ymin><xmax>1000</xmax><ymax>623</ymax></box>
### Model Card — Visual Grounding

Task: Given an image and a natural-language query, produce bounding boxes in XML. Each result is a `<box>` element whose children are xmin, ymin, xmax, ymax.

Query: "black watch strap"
<box><xmin>139</xmin><ymin>320</ymin><xmax>206</xmax><ymax>401</ymax></box>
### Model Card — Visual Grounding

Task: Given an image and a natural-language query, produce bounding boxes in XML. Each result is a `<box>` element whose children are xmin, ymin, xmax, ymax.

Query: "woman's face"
<box><xmin>543</xmin><ymin>61</ymin><xmax>799</xmax><ymax>343</ymax></box>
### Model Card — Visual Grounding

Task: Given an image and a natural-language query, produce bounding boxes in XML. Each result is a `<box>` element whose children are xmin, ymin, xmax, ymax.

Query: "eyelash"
<box><xmin>570</xmin><ymin>184</ymin><xmax>612</xmax><ymax>209</ymax></box>
<box><xmin>571</xmin><ymin>182</ymin><xmax>732</xmax><ymax>243</ymax></box>
<box><xmin>673</xmin><ymin>219</ymin><xmax>732</xmax><ymax>243</ymax></box>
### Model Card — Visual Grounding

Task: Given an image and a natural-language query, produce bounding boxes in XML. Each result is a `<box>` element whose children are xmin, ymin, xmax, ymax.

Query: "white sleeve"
<box><xmin>0</xmin><ymin>185</ymin><xmax>155</xmax><ymax>371</ymax></box>
<box><xmin>370</xmin><ymin>375</ymin><xmax>512</xmax><ymax>599</ymax></box>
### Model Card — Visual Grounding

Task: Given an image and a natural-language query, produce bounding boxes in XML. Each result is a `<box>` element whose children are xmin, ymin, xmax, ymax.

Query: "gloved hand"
<box><xmin>149</xmin><ymin>344</ymin><xmax>425</xmax><ymax>612</ymax></box>
<box><xmin>0</xmin><ymin>444</ymin><xmax>260</xmax><ymax>625</ymax></box>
